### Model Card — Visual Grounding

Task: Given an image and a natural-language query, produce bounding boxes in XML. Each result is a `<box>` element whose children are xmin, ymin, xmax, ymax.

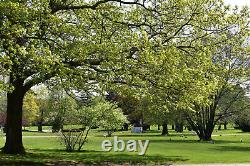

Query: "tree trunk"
<box><xmin>224</xmin><ymin>121</ymin><xmax>227</xmax><ymax>130</ymax></box>
<box><xmin>186</xmin><ymin>91</ymin><xmax>221</xmax><ymax>142</ymax></box>
<box><xmin>123</xmin><ymin>123</ymin><xmax>128</xmax><ymax>131</ymax></box>
<box><xmin>2</xmin><ymin>84</ymin><xmax>26</xmax><ymax>154</ymax></box>
<box><xmin>157</xmin><ymin>125</ymin><xmax>160</xmax><ymax>130</ymax></box>
<box><xmin>37</xmin><ymin>109</ymin><xmax>44</xmax><ymax>132</ymax></box>
<box><xmin>175</xmin><ymin>123</ymin><xmax>183</xmax><ymax>132</ymax></box>
<box><xmin>186</xmin><ymin>109</ymin><xmax>215</xmax><ymax>141</ymax></box>
<box><xmin>38</xmin><ymin>122</ymin><xmax>43</xmax><ymax>132</ymax></box>
<box><xmin>192</xmin><ymin>128</ymin><xmax>213</xmax><ymax>141</ymax></box>
<box><xmin>218</xmin><ymin>124</ymin><xmax>222</xmax><ymax>130</ymax></box>
<box><xmin>201</xmin><ymin>133</ymin><xmax>212</xmax><ymax>141</ymax></box>
<box><xmin>200</xmin><ymin>122</ymin><xmax>214</xmax><ymax>141</ymax></box>
<box><xmin>162</xmin><ymin>123</ymin><xmax>169</xmax><ymax>135</ymax></box>
<box><xmin>172</xmin><ymin>125</ymin><xmax>175</xmax><ymax>130</ymax></box>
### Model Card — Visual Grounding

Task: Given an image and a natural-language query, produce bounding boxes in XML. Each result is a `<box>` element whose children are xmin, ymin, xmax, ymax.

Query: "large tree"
<box><xmin>112</xmin><ymin>0</ymin><xmax>250</xmax><ymax>141</ymax></box>
<box><xmin>0</xmin><ymin>0</ymin><xmax>145</xmax><ymax>154</ymax></box>
<box><xmin>184</xmin><ymin>27</ymin><xmax>250</xmax><ymax>140</ymax></box>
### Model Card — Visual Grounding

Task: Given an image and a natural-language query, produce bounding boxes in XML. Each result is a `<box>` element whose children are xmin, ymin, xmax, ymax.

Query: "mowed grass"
<box><xmin>0</xmin><ymin>127</ymin><xmax>250</xmax><ymax>165</ymax></box>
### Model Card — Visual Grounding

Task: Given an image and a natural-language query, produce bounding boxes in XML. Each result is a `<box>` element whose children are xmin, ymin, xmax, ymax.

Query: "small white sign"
<box><xmin>131</xmin><ymin>127</ymin><xmax>143</xmax><ymax>133</ymax></box>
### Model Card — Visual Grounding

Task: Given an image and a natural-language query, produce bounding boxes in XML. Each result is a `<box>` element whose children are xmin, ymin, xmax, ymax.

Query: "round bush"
<box><xmin>235</xmin><ymin>109</ymin><xmax>250</xmax><ymax>132</ymax></box>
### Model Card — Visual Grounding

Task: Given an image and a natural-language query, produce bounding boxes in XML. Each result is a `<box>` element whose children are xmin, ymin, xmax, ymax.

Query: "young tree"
<box><xmin>78</xmin><ymin>97</ymin><xmax>127</xmax><ymax>136</ymax></box>
<box><xmin>96</xmin><ymin>101</ymin><xmax>128</xmax><ymax>136</ymax></box>
<box><xmin>60</xmin><ymin>99</ymin><xmax>127</xmax><ymax>151</ymax></box>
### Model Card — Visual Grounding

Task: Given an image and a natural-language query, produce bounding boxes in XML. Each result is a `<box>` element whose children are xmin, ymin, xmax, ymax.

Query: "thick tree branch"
<box><xmin>50</xmin><ymin>0</ymin><xmax>147</xmax><ymax>13</ymax></box>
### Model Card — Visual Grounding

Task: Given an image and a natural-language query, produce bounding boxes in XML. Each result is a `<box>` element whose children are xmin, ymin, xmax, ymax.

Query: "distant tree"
<box><xmin>226</xmin><ymin>88</ymin><xmax>250</xmax><ymax>132</ymax></box>
<box><xmin>107</xmin><ymin>92</ymin><xmax>145</xmax><ymax>129</ymax></box>
<box><xmin>169</xmin><ymin>109</ymin><xmax>186</xmax><ymax>133</ymax></box>
<box><xmin>46</xmin><ymin>86</ymin><xmax>77</xmax><ymax>132</ymax></box>
<box><xmin>234</xmin><ymin>107</ymin><xmax>250</xmax><ymax>132</ymax></box>
<box><xmin>142</xmin><ymin>96</ymin><xmax>170</xmax><ymax>135</ymax></box>
<box><xmin>23</xmin><ymin>91</ymin><xmax>39</xmax><ymax>127</ymax></box>
<box><xmin>35</xmin><ymin>86</ymin><xmax>49</xmax><ymax>132</ymax></box>
<box><xmin>216</xmin><ymin>85</ymin><xmax>250</xmax><ymax>130</ymax></box>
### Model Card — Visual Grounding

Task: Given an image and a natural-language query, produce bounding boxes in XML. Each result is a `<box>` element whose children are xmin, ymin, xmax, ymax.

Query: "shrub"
<box><xmin>59</xmin><ymin>128</ymin><xmax>90</xmax><ymax>152</ymax></box>
<box><xmin>235</xmin><ymin>109</ymin><xmax>250</xmax><ymax>132</ymax></box>
<box><xmin>59</xmin><ymin>100</ymin><xmax>127</xmax><ymax>151</ymax></box>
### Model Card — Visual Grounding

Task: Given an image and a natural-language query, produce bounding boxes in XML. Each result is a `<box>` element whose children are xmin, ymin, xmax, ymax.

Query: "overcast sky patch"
<box><xmin>224</xmin><ymin>0</ymin><xmax>250</xmax><ymax>7</ymax></box>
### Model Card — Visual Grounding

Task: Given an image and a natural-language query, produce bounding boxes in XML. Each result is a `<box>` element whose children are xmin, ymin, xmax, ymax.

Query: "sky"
<box><xmin>224</xmin><ymin>0</ymin><xmax>250</xmax><ymax>7</ymax></box>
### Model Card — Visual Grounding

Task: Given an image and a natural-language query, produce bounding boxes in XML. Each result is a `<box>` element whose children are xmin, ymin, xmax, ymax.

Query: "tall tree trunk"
<box><xmin>202</xmin><ymin>131</ymin><xmax>212</xmax><ymax>141</ymax></box>
<box><xmin>38</xmin><ymin>122</ymin><xmax>43</xmax><ymax>132</ymax></box>
<box><xmin>218</xmin><ymin>124</ymin><xmax>222</xmax><ymax>130</ymax></box>
<box><xmin>162</xmin><ymin>123</ymin><xmax>169</xmax><ymax>135</ymax></box>
<box><xmin>37</xmin><ymin>109</ymin><xmax>44</xmax><ymax>132</ymax></box>
<box><xmin>2</xmin><ymin>84</ymin><xmax>26</xmax><ymax>154</ymax></box>
<box><xmin>157</xmin><ymin>125</ymin><xmax>160</xmax><ymax>130</ymax></box>
<box><xmin>187</xmin><ymin>91</ymin><xmax>221</xmax><ymax>141</ymax></box>
<box><xmin>175</xmin><ymin>122</ymin><xmax>184</xmax><ymax>132</ymax></box>
<box><xmin>224</xmin><ymin>121</ymin><xmax>227</xmax><ymax>130</ymax></box>
<box><xmin>186</xmin><ymin>109</ymin><xmax>214</xmax><ymax>141</ymax></box>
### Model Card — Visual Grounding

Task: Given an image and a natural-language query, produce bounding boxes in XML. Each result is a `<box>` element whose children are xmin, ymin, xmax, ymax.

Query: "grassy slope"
<box><xmin>0</xmin><ymin>127</ymin><xmax>250</xmax><ymax>165</ymax></box>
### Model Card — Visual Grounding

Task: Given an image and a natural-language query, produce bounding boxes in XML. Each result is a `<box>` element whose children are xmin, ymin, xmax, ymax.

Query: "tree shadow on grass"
<box><xmin>211</xmin><ymin>145</ymin><xmax>250</xmax><ymax>152</ymax></box>
<box><xmin>96</xmin><ymin>134</ymin><xmax>163</xmax><ymax>137</ymax></box>
<box><xmin>148</xmin><ymin>139</ymin><xmax>245</xmax><ymax>144</ymax></box>
<box><xmin>0</xmin><ymin>149</ymin><xmax>188</xmax><ymax>166</ymax></box>
<box><xmin>96</xmin><ymin>133</ymin><xmax>197</xmax><ymax>138</ymax></box>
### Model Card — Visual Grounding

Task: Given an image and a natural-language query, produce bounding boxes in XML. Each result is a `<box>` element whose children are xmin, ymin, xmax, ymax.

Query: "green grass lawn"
<box><xmin>1</xmin><ymin>127</ymin><xmax>250</xmax><ymax>165</ymax></box>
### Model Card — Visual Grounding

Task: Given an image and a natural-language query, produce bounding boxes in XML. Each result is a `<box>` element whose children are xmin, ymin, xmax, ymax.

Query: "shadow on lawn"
<box><xmin>96</xmin><ymin>134</ymin><xmax>163</xmax><ymax>137</ymax></box>
<box><xmin>212</xmin><ymin>145</ymin><xmax>250</xmax><ymax>152</ymax></box>
<box><xmin>0</xmin><ymin>149</ymin><xmax>188</xmax><ymax>166</ymax></box>
<box><xmin>148</xmin><ymin>139</ymin><xmax>245</xmax><ymax>144</ymax></box>
<box><xmin>97</xmin><ymin>133</ymin><xmax>196</xmax><ymax>138</ymax></box>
